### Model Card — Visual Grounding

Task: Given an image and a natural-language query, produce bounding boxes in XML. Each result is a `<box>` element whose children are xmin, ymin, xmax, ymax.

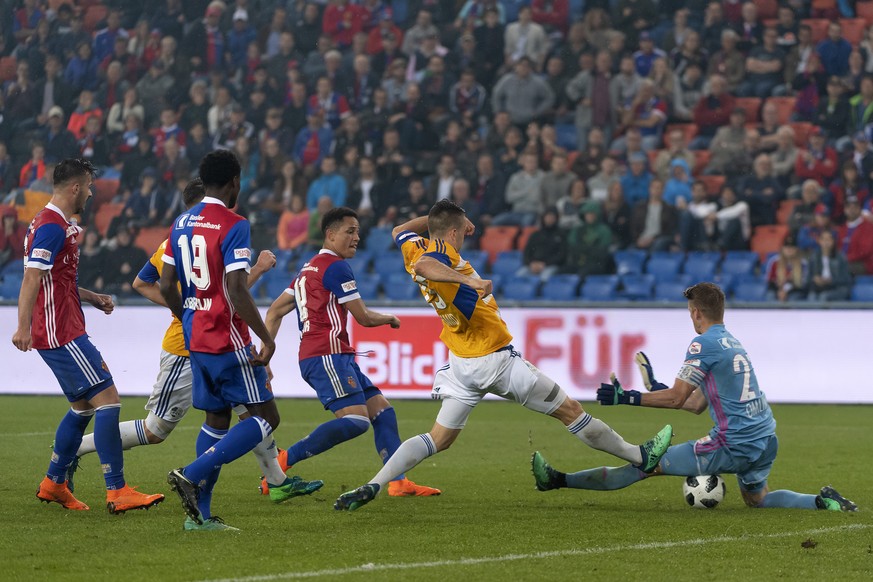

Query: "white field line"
<box><xmin>196</xmin><ymin>523</ymin><xmax>872</xmax><ymax>582</ymax></box>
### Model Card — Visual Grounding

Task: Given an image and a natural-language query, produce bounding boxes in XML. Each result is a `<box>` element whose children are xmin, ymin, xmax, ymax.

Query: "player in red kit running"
<box><xmin>12</xmin><ymin>158</ymin><xmax>164</xmax><ymax>514</ymax></box>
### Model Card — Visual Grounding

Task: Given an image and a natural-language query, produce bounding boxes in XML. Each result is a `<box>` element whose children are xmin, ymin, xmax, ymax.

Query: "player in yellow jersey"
<box><xmin>335</xmin><ymin>199</ymin><xmax>674</xmax><ymax>511</ymax></box>
<box><xmin>71</xmin><ymin>179</ymin><xmax>323</xmax><ymax>508</ymax></box>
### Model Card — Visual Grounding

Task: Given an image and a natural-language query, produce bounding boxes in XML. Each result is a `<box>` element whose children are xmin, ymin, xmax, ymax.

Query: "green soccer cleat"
<box><xmin>815</xmin><ymin>486</ymin><xmax>858</xmax><ymax>512</ymax></box>
<box><xmin>636</xmin><ymin>424</ymin><xmax>673</xmax><ymax>473</ymax></box>
<box><xmin>183</xmin><ymin>516</ymin><xmax>240</xmax><ymax>531</ymax></box>
<box><xmin>65</xmin><ymin>456</ymin><xmax>80</xmax><ymax>493</ymax></box>
<box><xmin>334</xmin><ymin>483</ymin><xmax>380</xmax><ymax>511</ymax></box>
<box><xmin>531</xmin><ymin>451</ymin><xmax>564</xmax><ymax>491</ymax></box>
<box><xmin>268</xmin><ymin>476</ymin><xmax>324</xmax><ymax>504</ymax></box>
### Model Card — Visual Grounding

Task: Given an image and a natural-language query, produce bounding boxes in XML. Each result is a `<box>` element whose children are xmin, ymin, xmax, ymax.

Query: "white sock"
<box><xmin>77</xmin><ymin>419</ymin><xmax>148</xmax><ymax>456</ymax></box>
<box><xmin>370</xmin><ymin>433</ymin><xmax>437</xmax><ymax>491</ymax></box>
<box><xmin>252</xmin><ymin>435</ymin><xmax>287</xmax><ymax>486</ymax></box>
<box><xmin>568</xmin><ymin>413</ymin><xmax>642</xmax><ymax>465</ymax></box>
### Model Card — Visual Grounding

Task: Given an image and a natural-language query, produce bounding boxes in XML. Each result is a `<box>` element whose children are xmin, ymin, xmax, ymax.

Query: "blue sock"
<box><xmin>184</xmin><ymin>417</ymin><xmax>270</xmax><ymax>485</ymax></box>
<box><xmin>759</xmin><ymin>490</ymin><xmax>818</xmax><ymax>509</ymax></box>
<box><xmin>286</xmin><ymin>415</ymin><xmax>370</xmax><ymax>466</ymax></box>
<box><xmin>193</xmin><ymin>424</ymin><xmax>227</xmax><ymax>520</ymax></box>
<box><xmin>46</xmin><ymin>409</ymin><xmax>93</xmax><ymax>484</ymax></box>
<box><xmin>371</xmin><ymin>406</ymin><xmax>405</xmax><ymax>479</ymax></box>
<box><xmin>94</xmin><ymin>405</ymin><xmax>125</xmax><ymax>490</ymax></box>
<box><xmin>566</xmin><ymin>465</ymin><xmax>648</xmax><ymax>491</ymax></box>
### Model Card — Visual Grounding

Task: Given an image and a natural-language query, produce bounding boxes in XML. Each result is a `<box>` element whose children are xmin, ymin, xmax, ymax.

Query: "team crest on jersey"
<box><xmin>688</xmin><ymin>342</ymin><xmax>702</xmax><ymax>355</ymax></box>
<box><xmin>176</xmin><ymin>215</ymin><xmax>188</xmax><ymax>229</ymax></box>
<box><xmin>101</xmin><ymin>360</ymin><xmax>110</xmax><ymax>373</ymax></box>
<box><xmin>347</xmin><ymin>376</ymin><xmax>357</xmax><ymax>387</ymax></box>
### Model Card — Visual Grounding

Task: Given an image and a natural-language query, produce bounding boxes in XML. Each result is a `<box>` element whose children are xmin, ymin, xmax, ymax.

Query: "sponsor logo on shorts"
<box><xmin>31</xmin><ymin>248</ymin><xmax>51</xmax><ymax>261</ymax></box>
<box><xmin>101</xmin><ymin>360</ymin><xmax>110</xmax><ymax>373</ymax></box>
<box><xmin>234</xmin><ymin>248</ymin><xmax>251</xmax><ymax>260</ymax></box>
<box><xmin>688</xmin><ymin>342</ymin><xmax>702</xmax><ymax>355</ymax></box>
<box><xmin>341</xmin><ymin>280</ymin><xmax>357</xmax><ymax>292</ymax></box>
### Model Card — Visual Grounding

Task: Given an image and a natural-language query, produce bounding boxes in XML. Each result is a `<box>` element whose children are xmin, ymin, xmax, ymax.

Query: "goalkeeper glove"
<box><xmin>596</xmin><ymin>373</ymin><xmax>642</xmax><ymax>406</ymax></box>
<box><xmin>635</xmin><ymin>352</ymin><xmax>669</xmax><ymax>392</ymax></box>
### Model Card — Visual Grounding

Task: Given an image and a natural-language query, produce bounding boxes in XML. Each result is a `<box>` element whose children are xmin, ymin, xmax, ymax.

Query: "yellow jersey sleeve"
<box><xmin>413</xmin><ymin>238</ymin><xmax>513</xmax><ymax>358</ymax></box>
<box><xmin>148</xmin><ymin>240</ymin><xmax>188</xmax><ymax>357</ymax></box>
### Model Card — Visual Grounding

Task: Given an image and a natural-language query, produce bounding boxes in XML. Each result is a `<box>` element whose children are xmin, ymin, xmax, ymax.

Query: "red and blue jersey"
<box><xmin>23</xmin><ymin>204</ymin><xmax>86</xmax><ymax>350</ymax></box>
<box><xmin>306</xmin><ymin>92</ymin><xmax>351</xmax><ymax>129</ymax></box>
<box><xmin>286</xmin><ymin>250</ymin><xmax>361</xmax><ymax>361</ymax></box>
<box><xmin>162</xmin><ymin>197</ymin><xmax>253</xmax><ymax>354</ymax></box>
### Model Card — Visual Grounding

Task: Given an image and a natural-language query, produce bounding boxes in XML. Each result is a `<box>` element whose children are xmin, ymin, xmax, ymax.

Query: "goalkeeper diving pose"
<box><xmin>532</xmin><ymin>282</ymin><xmax>858</xmax><ymax>512</ymax></box>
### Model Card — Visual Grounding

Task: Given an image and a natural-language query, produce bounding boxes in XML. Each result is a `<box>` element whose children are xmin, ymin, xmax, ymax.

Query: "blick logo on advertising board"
<box><xmin>350</xmin><ymin>316</ymin><xmax>446</xmax><ymax>389</ymax></box>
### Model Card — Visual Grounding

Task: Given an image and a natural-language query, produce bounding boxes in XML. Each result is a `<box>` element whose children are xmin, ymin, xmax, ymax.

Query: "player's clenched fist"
<box><xmin>471</xmin><ymin>278</ymin><xmax>493</xmax><ymax>297</ymax></box>
<box><xmin>256</xmin><ymin>250</ymin><xmax>277</xmax><ymax>271</ymax></box>
<box><xmin>12</xmin><ymin>328</ymin><xmax>32</xmax><ymax>352</ymax></box>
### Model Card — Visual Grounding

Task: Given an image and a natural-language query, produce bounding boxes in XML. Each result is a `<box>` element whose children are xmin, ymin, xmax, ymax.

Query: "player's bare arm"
<box><xmin>78</xmin><ymin>287</ymin><xmax>115</xmax><ymax>314</ymax></box>
<box><xmin>265</xmin><ymin>291</ymin><xmax>297</xmax><ymax>339</ymax></box>
<box><xmin>345</xmin><ymin>298</ymin><xmax>400</xmax><ymax>328</ymax></box>
<box><xmin>11</xmin><ymin>267</ymin><xmax>47</xmax><ymax>351</ymax></box>
<box><xmin>247</xmin><ymin>250</ymin><xmax>277</xmax><ymax>288</ymax></box>
<box><xmin>159</xmin><ymin>263</ymin><xmax>184</xmax><ymax>320</ymax></box>
<box><xmin>392</xmin><ymin>215</ymin><xmax>430</xmax><ymax>239</ymax></box>
<box><xmin>226</xmin><ymin>269</ymin><xmax>275</xmax><ymax>366</ymax></box>
<box><xmin>414</xmin><ymin>255</ymin><xmax>492</xmax><ymax>297</ymax></box>
<box><xmin>639</xmin><ymin>379</ymin><xmax>697</xmax><ymax>409</ymax></box>
<box><xmin>680</xmin><ymin>388</ymin><xmax>708</xmax><ymax>414</ymax></box>
<box><xmin>133</xmin><ymin>275</ymin><xmax>169</xmax><ymax>307</ymax></box>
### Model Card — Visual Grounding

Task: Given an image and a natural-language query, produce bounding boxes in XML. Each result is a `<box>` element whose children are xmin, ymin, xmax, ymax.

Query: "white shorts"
<box><xmin>432</xmin><ymin>346</ymin><xmax>567</xmax><ymax>429</ymax></box>
<box><xmin>145</xmin><ymin>351</ymin><xmax>193</xmax><ymax>423</ymax></box>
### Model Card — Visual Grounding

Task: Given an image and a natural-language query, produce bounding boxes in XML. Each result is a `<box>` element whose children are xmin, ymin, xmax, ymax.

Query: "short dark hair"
<box><xmin>183</xmin><ymin>178</ymin><xmax>205</xmax><ymax>207</ymax></box>
<box><xmin>321</xmin><ymin>206</ymin><xmax>358</xmax><ymax>234</ymax></box>
<box><xmin>428</xmin><ymin>199</ymin><xmax>466</xmax><ymax>236</ymax></box>
<box><xmin>53</xmin><ymin>158</ymin><xmax>96</xmax><ymax>186</ymax></box>
<box><xmin>198</xmin><ymin>149</ymin><xmax>241</xmax><ymax>189</ymax></box>
<box><xmin>684</xmin><ymin>282</ymin><xmax>725</xmax><ymax>321</ymax></box>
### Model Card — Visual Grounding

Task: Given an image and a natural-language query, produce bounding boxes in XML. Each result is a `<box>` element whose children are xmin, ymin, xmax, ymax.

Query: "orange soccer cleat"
<box><xmin>36</xmin><ymin>477</ymin><xmax>90</xmax><ymax>510</ymax></box>
<box><xmin>106</xmin><ymin>485</ymin><xmax>165</xmax><ymax>514</ymax></box>
<box><xmin>259</xmin><ymin>448</ymin><xmax>290</xmax><ymax>495</ymax></box>
<box><xmin>387</xmin><ymin>478</ymin><xmax>442</xmax><ymax>497</ymax></box>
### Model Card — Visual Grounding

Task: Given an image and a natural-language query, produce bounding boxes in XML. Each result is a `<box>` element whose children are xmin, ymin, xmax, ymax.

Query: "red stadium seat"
<box><xmin>767</xmin><ymin>97</ymin><xmax>797</xmax><ymax>125</ymax></box>
<box><xmin>84</xmin><ymin>5</ymin><xmax>108</xmax><ymax>34</ymax></box>
<box><xmin>840</xmin><ymin>18</ymin><xmax>867</xmax><ymax>45</ymax></box>
<box><xmin>858</xmin><ymin>2</ymin><xmax>873</xmax><ymax>25</ymax></box>
<box><xmin>479</xmin><ymin>226</ymin><xmax>519</xmax><ymax>264</ymax></box>
<box><xmin>757</xmin><ymin>0</ymin><xmax>779</xmax><ymax>20</ymax></box>
<box><xmin>693</xmin><ymin>150</ymin><xmax>710</xmax><ymax>176</ymax></box>
<box><xmin>734</xmin><ymin>98</ymin><xmax>762</xmax><ymax>123</ymax></box>
<box><xmin>790</xmin><ymin>122</ymin><xmax>814</xmax><ymax>147</ymax></box>
<box><xmin>517</xmin><ymin>226</ymin><xmax>538</xmax><ymax>250</ymax></box>
<box><xmin>802</xmin><ymin>19</ymin><xmax>830</xmax><ymax>43</ymax></box>
<box><xmin>699</xmin><ymin>175</ymin><xmax>725</xmax><ymax>196</ymax></box>
<box><xmin>0</xmin><ymin>56</ymin><xmax>16</xmax><ymax>82</ymax></box>
<box><xmin>751</xmin><ymin>225</ymin><xmax>789</xmax><ymax>262</ymax></box>
<box><xmin>664</xmin><ymin>123</ymin><xmax>698</xmax><ymax>147</ymax></box>
<box><xmin>92</xmin><ymin>178</ymin><xmax>120</xmax><ymax>212</ymax></box>
<box><xmin>93</xmin><ymin>203</ymin><xmax>123</xmax><ymax>236</ymax></box>
<box><xmin>134</xmin><ymin>227</ymin><xmax>169</xmax><ymax>255</ymax></box>
<box><xmin>777</xmin><ymin>200</ymin><xmax>799</xmax><ymax>225</ymax></box>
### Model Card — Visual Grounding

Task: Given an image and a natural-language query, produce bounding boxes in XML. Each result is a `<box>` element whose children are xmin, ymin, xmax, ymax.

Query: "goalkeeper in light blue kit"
<box><xmin>532</xmin><ymin>282</ymin><xmax>857</xmax><ymax>512</ymax></box>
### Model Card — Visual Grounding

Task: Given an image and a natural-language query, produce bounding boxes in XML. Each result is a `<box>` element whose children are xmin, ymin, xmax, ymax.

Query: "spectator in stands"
<box><xmin>64</xmin><ymin>41</ymin><xmax>100</xmax><ymax>93</ymax></box>
<box><xmin>817</xmin><ymin>21</ymin><xmax>852</xmax><ymax>78</ymax></box>
<box><xmin>670</xmin><ymin>30</ymin><xmax>706</xmax><ymax>79</ymax></box>
<box><xmin>185</xmin><ymin>121</ymin><xmax>211</xmax><ymax>168</ymax></box>
<box><xmin>680</xmin><ymin>180</ymin><xmax>718</xmax><ymax>251</ymax></box>
<box><xmin>632</xmin><ymin>31</ymin><xmax>666</xmax><ymax>78</ymax></box>
<box><xmin>807</xmin><ymin>229</ymin><xmax>852</xmax><ymax>301</ymax></box>
<box><xmin>532</xmin><ymin>0</ymin><xmax>569</xmax><ymax>37</ymax></box>
<box><xmin>704</xmin><ymin>107</ymin><xmax>747</xmax><ymax>174</ymax></box>
<box><xmin>848</xmin><ymin>74</ymin><xmax>873</xmax><ymax>137</ymax></box>
<box><xmin>714</xmin><ymin>185</ymin><xmax>751</xmax><ymax>251</ymax></box>
<box><xmin>0</xmin><ymin>206</ymin><xmax>25</xmax><ymax>268</ymax></box>
<box><xmin>214</xmin><ymin>104</ymin><xmax>254</xmax><ymax>150</ymax></box>
<box><xmin>825</xmin><ymin>160</ymin><xmax>869</xmax><ymax>224</ymax></box>
<box><xmin>78</xmin><ymin>115</ymin><xmax>110</xmax><ymax>167</ymax></box>
<box><xmin>738</xmin><ymin>27</ymin><xmax>783</xmax><ymax>98</ymax></box>
<box><xmin>104</xmin><ymin>225</ymin><xmax>149</xmax><ymax>296</ymax></box>
<box><xmin>517</xmin><ymin>207</ymin><xmax>568</xmax><ymax>283</ymax></box>
<box><xmin>570</xmin><ymin>127</ymin><xmax>607</xmax><ymax>182</ymax></box>
<box><xmin>35</xmin><ymin>54</ymin><xmax>74</xmax><ymax>125</ymax></box>
<box><xmin>654</xmin><ymin>128</ymin><xmax>696</xmax><ymax>181</ymax></box>
<box><xmin>494</xmin><ymin>151</ymin><xmax>543</xmax><ymax>226</ymax></box>
<box><xmin>614</xmin><ymin>0</ymin><xmax>658</xmax><ymax>48</ymax></box>
<box><xmin>120</xmin><ymin>134</ymin><xmax>157</xmax><ymax>195</ymax></box>
<box><xmin>706</xmin><ymin>29</ymin><xmax>744</xmax><ymax>94</ymax></box>
<box><xmin>663</xmin><ymin>158</ymin><xmax>692</xmax><ymax>208</ymax></box>
<box><xmin>42</xmin><ymin>106</ymin><xmax>78</xmax><ymax>164</ymax></box>
<box><xmin>121</xmin><ymin>167</ymin><xmax>163</xmax><ymax>230</ymax></box>
<box><xmin>691</xmin><ymin>74</ymin><xmax>735</xmax><ymax>150</ymax></box>
<box><xmin>789</xmin><ymin>179</ymin><xmax>824</xmax><ymax>232</ymax></box>
<box><xmin>93</xmin><ymin>9</ymin><xmax>128</xmax><ymax>63</ymax></box>
<box><xmin>0</xmin><ymin>142</ymin><xmax>15</xmax><ymax>195</ymax></box>
<box><xmin>183</xmin><ymin>2</ymin><xmax>226</xmax><ymax>74</ymax></box>
<box><xmin>491</xmin><ymin>57</ymin><xmax>555</xmax><ymax>126</ymax></box>
<box><xmin>555</xmin><ymin>179</ymin><xmax>587</xmax><ymax>229</ymax></box>
<box><xmin>106</xmin><ymin>87</ymin><xmax>144</xmax><ymax>136</ymax></box>
<box><xmin>771</xmin><ymin>126</ymin><xmax>799</xmax><ymax>190</ymax></box>
<box><xmin>648</xmin><ymin>57</ymin><xmax>675</xmax><ymax>112</ymax></box>
<box><xmin>19</xmin><ymin>142</ymin><xmax>45</xmax><ymax>188</ymax></box>
<box><xmin>620</xmin><ymin>152</ymin><xmax>653</xmax><ymax>206</ymax></box>
<box><xmin>839</xmin><ymin>195</ymin><xmax>873</xmax><ymax>274</ymax></box>
<box><xmin>815</xmin><ymin>76</ymin><xmax>852</xmax><ymax>145</ymax></box>
<box><xmin>293</xmin><ymin>111</ymin><xmax>334</xmax><ymax>173</ymax></box>
<box><xmin>470</xmin><ymin>152</ymin><xmax>506</xmax><ymax>227</ymax></box>
<box><xmin>588</xmin><ymin>155</ymin><xmax>621</xmax><ymax>201</ymax></box>
<box><xmin>738</xmin><ymin>154</ymin><xmax>782</xmax><ymax>227</ymax></box>
<box><xmin>472</xmin><ymin>8</ymin><xmax>504</xmax><ymax>88</ymax></box>
<box><xmin>795</xmin><ymin>126</ymin><xmax>839</xmax><ymax>185</ymax></box>
<box><xmin>663</xmin><ymin>8</ymin><xmax>692</xmax><ymax>55</ymax></box>
<box><xmin>277</xmin><ymin>194</ymin><xmax>310</xmax><ymax>252</ymax></box>
<box><xmin>306</xmin><ymin>156</ymin><xmax>347</xmax><ymax>210</ymax></box>
<box><xmin>610</xmin><ymin>79</ymin><xmax>667</xmax><ymax>153</ymax></box>
<box><xmin>766</xmin><ymin>236</ymin><xmax>809</xmax><ymax>302</ymax></box>
<box><xmin>630</xmin><ymin>177</ymin><xmax>678</xmax><ymax>251</ymax></box>
<box><xmin>504</xmin><ymin>6</ymin><xmax>549</xmax><ymax>71</ymax></box>
<box><xmin>785</xmin><ymin>24</ymin><xmax>815</xmax><ymax>90</ymax></box>
<box><xmin>672</xmin><ymin>62</ymin><xmax>704</xmax><ymax>123</ymax></box>
<box><xmin>732</xmin><ymin>2</ymin><xmax>761</xmax><ymax>53</ymax></box>
<box><xmin>541</xmin><ymin>153</ymin><xmax>574</xmax><ymax>211</ymax></box>
<box><xmin>565</xmin><ymin>200</ymin><xmax>614</xmax><ymax>277</ymax></box>
<box><xmin>566</xmin><ymin>50</ymin><xmax>615</xmax><ymax>149</ymax></box>
<box><xmin>798</xmin><ymin>204</ymin><xmax>835</xmax><ymax>251</ymax></box>
<box><xmin>611</xmin><ymin>55</ymin><xmax>643</xmax><ymax>121</ymax></box>
<box><xmin>603</xmin><ymin>181</ymin><xmax>632</xmax><ymax>249</ymax></box>
<box><xmin>135</xmin><ymin>59</ymin><xmax>174</xmax><ymax>127</ymax></box>
<box><xmin>65</xmin><ymin>91</ymin><xmax>102</xmax><ymax>141</ymax></box>
<box><xmin>77</xmin><ymin>229</ymin><xmax>108</xmax><ymax>292</ymax></box>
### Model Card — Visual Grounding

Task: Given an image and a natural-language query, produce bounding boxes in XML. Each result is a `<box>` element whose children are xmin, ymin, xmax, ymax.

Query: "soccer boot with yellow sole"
<box><xmin>387</xmin><ymin>478</ymin><xmax>441</xmax><ymax>497</ymax></box>
<box><xmin>816</xmin><ymin>486</ymin><xmax>858</xmax><ymax>512</ymax></box>
<box><xmin>635</xmin><ymin>424</ymin><xmax>673</xmax><ymax>473</ymax></box>
<box><xmin>36</xmin><ymin>477</ymin><xmax>89</xmax><ymax>510</ymax></box>
<box><xmin>106</xmin><ymin>485</ymin><xmax>165</xmax><ymax>514</ymax></box>
<box><xmin>269</xmin><ymin>476</ymin><xmax>324</xmax><ymax>504</ymax></box>
<box><xmin>334</xmin><ymin>483</ymin><xmax>380</xmax><ymax>511</ymax></box>
<box><xmin>259</xmin><ymin>448</ymin><xmax>289</xmax><ymax>495</ymax></box>
<box><xmin>184</xmin><ymin>516</ymin><xmax>240</xmax><ymax>531</ymax></box>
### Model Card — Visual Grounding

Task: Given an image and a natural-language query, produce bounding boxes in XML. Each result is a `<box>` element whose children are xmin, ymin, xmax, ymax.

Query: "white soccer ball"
<box><xmin>683</xmin><ymin>475</ymin><xmax>726</xmax><ymax>509</ymax></box>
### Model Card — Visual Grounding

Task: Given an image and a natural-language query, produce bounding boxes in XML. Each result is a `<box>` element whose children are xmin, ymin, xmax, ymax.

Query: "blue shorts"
<box><xmin>37</xmin><ymin>334</ymin><xmax>114</xmax><ymax>402</ymax></box>
<box><xmin>300</xmin><ymin>353</ymin><xmax>382</xmax><ymax>412</ymax></box>
<box><xmin>189</xmin><ymin>345</ymin><xmax>272</xmax><ymax>412</ymax></box>
<box><xmin>659</xmin><ymin>434</ymin><xmax>779</xmax><ymax>493</ymax></box>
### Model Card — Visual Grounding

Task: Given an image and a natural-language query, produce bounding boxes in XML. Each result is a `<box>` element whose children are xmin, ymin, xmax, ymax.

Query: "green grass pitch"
<box><xmin>1</xmin><ymin>395</ymin><xmax>871</xmax><ymax>581</ymax></box>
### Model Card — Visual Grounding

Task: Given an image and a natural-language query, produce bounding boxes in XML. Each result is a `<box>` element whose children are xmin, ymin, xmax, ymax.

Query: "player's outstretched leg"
<box><xmin>255</xmin><ymin>434</ymin><xmax>324</xmax><ymax>504</ymax></box>
<box><xmin>753</xmin><ymin>486</ymin><xmax>858</xmax><ymax>511</ymax></box>
<box><xmin>532</xmin><ymin>451</ymin><xmax>650</xmax><ymax>492</ymax></box>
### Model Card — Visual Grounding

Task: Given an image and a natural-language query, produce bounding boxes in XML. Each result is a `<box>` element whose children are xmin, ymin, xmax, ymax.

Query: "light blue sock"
<box><xmin>46</xmin><ymin>409</ymin><xmax>93</xmax><ymax>484</ymax></box>
<box><xmin>193</xmin><ymin>424</ymin><xmax>227</xmax><ymax>520</ymax></box>
<box><xmin>286</xmin><ymin>415</ymin><xmax>370</xmax><ymax>466</ymax></box>
<box><xmin>759</xmin><ymin>490</ymin><xmax>818</xmax><ymax>509</ymax></box>
<box><xmin>371</xmin><ymin>407</ymin><xmax>405</xmax><ymax>479</ymax></box>
<box><xmin>94</xmin><ymin>405</ymin><xmax>125</xmax><ymax>490</ymax></box>
<box><xmin>184</xmin><ymin>417</ymin><xmax>270</xmax><ymax>484</ymax></box>
<box><xmin>565</xmin><ymin>465</ymin><xmax>648</xmax><ymax>491</ymax></box>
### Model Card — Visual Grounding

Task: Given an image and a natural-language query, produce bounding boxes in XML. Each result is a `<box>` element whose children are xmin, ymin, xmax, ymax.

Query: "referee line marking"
<box><xmin>195</xmin><ymin>523</ymin><xmax>872</xmax><ymax>582</ymax></box>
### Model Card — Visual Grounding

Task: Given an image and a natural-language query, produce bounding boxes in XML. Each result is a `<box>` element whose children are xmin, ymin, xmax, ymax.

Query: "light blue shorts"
<box><xmin>659</xmin><ymin>434</ymin><xmax>778</xmax><ymax>493</ymax></box>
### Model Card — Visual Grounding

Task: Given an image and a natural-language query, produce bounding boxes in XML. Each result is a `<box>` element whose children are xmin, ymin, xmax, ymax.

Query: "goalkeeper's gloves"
<box><xmin>635</xmin><ymin>352</ymin><xmax>669</xmax><ymax>392</ymax></box>
<box><xmin>596</xmin><ymin>373</ymin><xmax>642</xmax><ymax>406</ymax></box>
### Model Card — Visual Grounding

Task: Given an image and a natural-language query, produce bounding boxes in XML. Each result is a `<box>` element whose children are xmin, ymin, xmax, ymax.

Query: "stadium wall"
<box><xmin>1</xmin><ymin>306</ymin><xmax>869</xmax><ymax>404</ymax></box>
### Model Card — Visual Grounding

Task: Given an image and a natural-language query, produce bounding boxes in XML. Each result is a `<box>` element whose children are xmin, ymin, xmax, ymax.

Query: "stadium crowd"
<box><xmin>1</xmin><ymin>0</ymin><xmax>873</xmax><ymax>302</ymax></box>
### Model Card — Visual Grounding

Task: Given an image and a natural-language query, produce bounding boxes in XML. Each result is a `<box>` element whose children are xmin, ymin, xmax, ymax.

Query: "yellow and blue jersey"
<box><xmin>395</xmin><ymin>230</ymin><xmax>513</xmax><ymax>358</ymax></box>
<box><xmin>137</xmin><ymin>239</ymin><xmax>188</xmax><ymax>357</ymax></box>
